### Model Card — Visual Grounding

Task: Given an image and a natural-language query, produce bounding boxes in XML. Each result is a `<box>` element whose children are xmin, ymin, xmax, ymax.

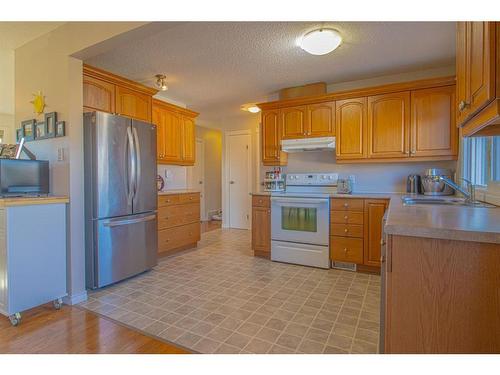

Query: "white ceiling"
<box><xmin>0</xmin><ymin>22</ymin><xmax>65</xmax><ymax>50</ymax></box>
<box><xmin>85</xmin><ymin>22</ymin><xmax>456</xmax><ymax>127</ymax></box>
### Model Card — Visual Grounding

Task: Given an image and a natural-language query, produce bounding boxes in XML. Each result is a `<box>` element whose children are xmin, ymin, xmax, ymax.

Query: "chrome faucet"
<box><xmin>438</xmin><ymin>176</ymin><xmax>476</xmax><ymax>204</ymax></box>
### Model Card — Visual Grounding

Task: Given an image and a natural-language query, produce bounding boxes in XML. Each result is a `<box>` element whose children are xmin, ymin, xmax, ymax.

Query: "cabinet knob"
<box><xmin>410</xmin><ymin>150</ymin><xmax>416</xmax><ymax>155</ymax></box>
<box><xmin>344</xmin><ymin>215</ymin><xmax>348</xmax><ymax>220</ymax></box>
<box><xmin>344</xmin><ymin>203</ymin><xmax>349</xmax><ymax>208</ymax></box>
<box><xmin>343</xmin><ymin>248</ymin><xmax>348</xmax><ymax>253</ymax></box>
<box><xmin>166</xmin><ymin>199</ymin><xmax>170</xmax><ymax>203</ymax></box>
<box><xmin>189</xmin><ymin>197</ymin><xmax>193</xmax><ymax>200</ymax></box>
<box><xmin>380</xmin><ymin>255</ymin><xmax>385</xmax><ymax>263</ymax></box>
<box><xmin>458</xmin><ymin>100</ymin><xmax>469</xmax><ymax>111</ymax></box>
<box><xmin>267</xmin><ymin>210</ymin><xmax>271</xmax><ymax>213</ymax></box>
<box><xmin>259</xmin><ymin>199</ymin><xmax>263</xmax><ymax>203</ymax></box>
<box><xmin>344</xmin><ymin>228</ymin><xmax>348</xmax><ymax>233</ymax></box>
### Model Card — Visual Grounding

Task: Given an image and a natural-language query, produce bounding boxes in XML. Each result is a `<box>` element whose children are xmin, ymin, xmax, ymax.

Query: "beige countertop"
<box><xmin>158</xmin><ymin>189</ymin><xmax>200</xmax><ymax>196</ymax></box>
<box><xmin>0</xmin><ymin>196</ymin><xmax>69</xmax><ymax>207</ymax></box>
<box><xmin>252</xmin><ymin>190</ymin><xmax>500</xmax><ymax>243</ymax></box>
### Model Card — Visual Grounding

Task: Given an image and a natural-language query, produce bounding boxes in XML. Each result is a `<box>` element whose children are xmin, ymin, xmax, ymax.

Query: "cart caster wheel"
<box><xmin>9</xmin><ymin>313</ymin><xmax>21</xmax><ymax>327</ymax></box>
<box><xmin>53</xmin><ymin>298</ymin><xmax>63</xmax><ymax>310</ymax></box>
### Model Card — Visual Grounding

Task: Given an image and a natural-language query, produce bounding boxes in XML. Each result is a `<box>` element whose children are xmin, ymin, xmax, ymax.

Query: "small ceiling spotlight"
<box><xmin>155</xmin><ymin>74</ymin><xmax>168</xmax><ymax>91</ymax></box>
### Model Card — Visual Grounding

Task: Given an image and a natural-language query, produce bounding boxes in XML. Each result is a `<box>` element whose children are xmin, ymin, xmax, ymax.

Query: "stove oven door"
<box><xmin>270</xmin><ymin>196</ymin><xmax>329</xmax><ymax>246</ymax></box>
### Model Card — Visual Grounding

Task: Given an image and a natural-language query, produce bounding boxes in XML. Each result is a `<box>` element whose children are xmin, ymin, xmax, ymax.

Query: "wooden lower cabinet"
<box><xmin>251</xmin><ymin>195</ymin><xmax>271</xmax><ymax>258</ymax></box>
<box><xmin>384</xmin><ymin>235</ymin><xmax>500</xmax><ymax>353</ymax></box>
<box><xmin>157</xmin><ymin>193</ymin><xmax>201</xmax><ymax>255</ymax></box>
<box><xmin>330</xmin><ymin>197</ymin><xmax>388</xmax><ymax>271</ymax></box>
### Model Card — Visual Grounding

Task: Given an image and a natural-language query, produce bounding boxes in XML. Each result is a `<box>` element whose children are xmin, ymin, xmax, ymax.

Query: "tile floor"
<box><xmin>80</xmin><ymin>228</ymin><xmax>381</xmax><ymax>354</ymax></box>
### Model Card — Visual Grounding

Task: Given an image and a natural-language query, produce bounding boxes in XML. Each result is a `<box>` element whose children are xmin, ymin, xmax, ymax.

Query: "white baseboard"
<box><xmin>63</xmin><ymin>290</ymin><xmax>88</xmax><ymax>305</ymax></box>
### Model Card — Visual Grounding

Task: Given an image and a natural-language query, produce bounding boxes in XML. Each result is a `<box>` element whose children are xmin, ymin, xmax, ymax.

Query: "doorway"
<box><xmin>188</xmin><ymin>138</ymin><xmax>205</xmax><ymax>220</ymax></box>
<box><xmin>225</xmin><ymin>131</ymin><xmax>251</xmax><ymax>230</ymax></box>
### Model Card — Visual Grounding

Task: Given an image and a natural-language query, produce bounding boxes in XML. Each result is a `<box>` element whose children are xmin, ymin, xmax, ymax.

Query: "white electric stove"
<box><xmin>270</xmin><ymin>173</ymin><xmax>338</xmax><ymax>269</ymax></box>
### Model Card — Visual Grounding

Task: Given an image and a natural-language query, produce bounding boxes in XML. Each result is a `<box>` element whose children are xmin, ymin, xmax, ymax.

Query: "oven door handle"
<box><xmin>271</xmin><ymin>197</ymin><xmax>328</xmax><ymax>205</ymax></box>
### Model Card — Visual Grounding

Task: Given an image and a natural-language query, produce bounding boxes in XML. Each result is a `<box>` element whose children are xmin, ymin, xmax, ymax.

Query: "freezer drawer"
<box><xmin>92</xmin><ymin>212</ymin><xmax>158</xmax><ymax>288</ymax></box>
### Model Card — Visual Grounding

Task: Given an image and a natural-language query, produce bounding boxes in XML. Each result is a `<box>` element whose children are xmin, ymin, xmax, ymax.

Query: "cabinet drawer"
<box><xmin>158</xmin><ymin>222</ymin><xmax>200</xmax><ymax>253</ymax></box>
<box><xmin>330</xmin><ymin>236</ymin><xmax>364</xmax><ymax>264</ymax></box>
<box><xmin>330</xmin><ymin>223</ymin><xmax>364</xmax><ymax>238</ymax></box>
<box><xmin>330</xmin><ymin>198</ymin><xmax>364</xmax><ymax>211</ymax></box>
<box><xmin>179</xmin><ymin>193</ymin><xmax>200</xmax><ymax>204</ymax></box>
<box><xmin>330</xmin><ymin>210</ymin><xmax>364</xmax><ymax>225</ymax></box>
<box><xmin>158</xmin><ymin>194</ymin><xmax>181</xmax><ymax>207</ymax></box>
<box><xmin>158</xmin><ymin>203</ymin><xmax>200</xmax><ymax>230</ymax></box>
<box><xmin>252</xmin><ymin>195</ymin><xmax>270</xmax><ymax>208</ymax></box>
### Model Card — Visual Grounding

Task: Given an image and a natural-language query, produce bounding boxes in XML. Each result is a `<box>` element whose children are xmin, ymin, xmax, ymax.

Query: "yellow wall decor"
<box><xmin>30</xmin><ymin>91</ymin><xmax>46</xmax><ymax>115</ymax></box>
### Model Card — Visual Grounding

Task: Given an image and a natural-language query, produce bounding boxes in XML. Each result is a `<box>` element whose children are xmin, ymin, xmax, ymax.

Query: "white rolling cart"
<box><xmin>0</xmin><ymin>198</ymin><xmax>68</xmax><ymax>326</ymax></box>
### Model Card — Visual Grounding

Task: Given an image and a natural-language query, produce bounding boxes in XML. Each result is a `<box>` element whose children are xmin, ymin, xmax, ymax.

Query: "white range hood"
<box><xmin>281</xmin><ymin>137</ymin><xmax>335</xmax><ymax>153</ymax></box>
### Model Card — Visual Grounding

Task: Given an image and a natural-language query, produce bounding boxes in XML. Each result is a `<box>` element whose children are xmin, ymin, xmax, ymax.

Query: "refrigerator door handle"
<box><xmin>132</xmin><ymin>126</ymin><xmax>141</xmax><ymax>200</ymax></box>
<box><xmin>126</xmin><ymin>126</ymin><xmax>136</xmax><ymax>207</ymax></box>
<box><xmin>103</xmin><ymin>214</ymin><xmax>157</xmax><ymax>227</ymax></box>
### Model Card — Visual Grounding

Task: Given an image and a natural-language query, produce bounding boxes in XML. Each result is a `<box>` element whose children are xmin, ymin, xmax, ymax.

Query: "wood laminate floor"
<box><xmin>0</xmin><ymin>304</ymin><xmax>189</xmax><ymax>354</ymax></box>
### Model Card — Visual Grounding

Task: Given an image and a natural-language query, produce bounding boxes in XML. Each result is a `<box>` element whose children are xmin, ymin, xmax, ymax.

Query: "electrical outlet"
<box><xmin>57</xmin><ymin>148</ymin><xmax>65</xmax><ymax>161</ymax></box>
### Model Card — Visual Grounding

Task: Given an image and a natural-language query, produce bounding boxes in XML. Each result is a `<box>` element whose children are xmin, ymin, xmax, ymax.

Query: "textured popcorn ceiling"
<box><xmin>85</xmin><ymin>22</ymin><xmax>456</xmax><ymax>127</ymax></box>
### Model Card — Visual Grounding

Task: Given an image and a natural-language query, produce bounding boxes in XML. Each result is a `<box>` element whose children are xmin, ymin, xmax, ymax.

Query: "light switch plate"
<box><xmin>57</xmin><ymin>148</ymin><xmax>65</xmax><ymax>161</ymax></box>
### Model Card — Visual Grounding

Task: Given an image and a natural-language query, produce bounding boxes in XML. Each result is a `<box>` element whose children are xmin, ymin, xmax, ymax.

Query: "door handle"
<box><xmin>104</xmin><ymin>214</ymin><xmax>156</xmax><ymax>227</ymax></box>
<box><xmin>126</xmin><ymin>127</ymin><xmax>136</xmax><ymax>207</ymax></box>
<box><xmin>230</xmin><ymin>181</ymin><xmax>235</xmax><ymax>184</ymax></box>
<box><xmin>132</xmin><ymin>127</ymin><xmax>141</xmax><ymax>199</ymax></box>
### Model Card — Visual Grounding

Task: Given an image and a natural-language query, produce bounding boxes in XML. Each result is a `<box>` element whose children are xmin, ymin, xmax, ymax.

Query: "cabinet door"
<box><xmin>307</xmin><ymin>102</ymin><xmax>335</xmax><ymax>137</ymax></box>
<box><xmin>281</xmin><ymin>106</ymin><xmax>308</xmax><ymax>139</ymax></box>
<box><xmin>115</xmin><ymin>86</ymin><xmax>152</xmax><ymax>122</ymax></box>
<box><xmin>411</xmin><ymin>86</ymin><xmax>457</xmax><ymax>158</ymax></box>
<box><xmin>252</xmin><ymin>206</ymin><xmax>271</xmax><ymax>255</ymax></box>
<box><xmin>368</xmin><ymin>92</ymin><xmax>410</xmax><ymax>159</ymax></box>
<box><xmin>152</xmin><ymin>105</ymin><xmax>166</xmax><ymax>161</ymax></box>
<box><xmin>181</xmin><ymin>116</ymin><xmax>196</xmax><ymax>165</ymax></box>
<box><xmin>261</xmin><ymin>110</ymin><xmax>287</xmax><ymax>165</ymax></box>
<box><xmin>363</xmin><ymin>199</ymin><xmax>388</xmax><ymax>267</ymax></box>
<box><xmin>163</xmin><ymin>110</ymin><xmax>182</xmax><ymax>163</ymax></box>
<box><xmin>83</xmin><ymin>75</ymin><xmax>115</xmax><ymax>113</ymax></box>
<box><xmin>457</xmin><ymin>22</ymin><xmax>496</xmax><ymax>126</ymax></box>
<box><xmin>335</xmin><ymin>97</ymin><xmax>367</xmax><ymax>160</ymax></box>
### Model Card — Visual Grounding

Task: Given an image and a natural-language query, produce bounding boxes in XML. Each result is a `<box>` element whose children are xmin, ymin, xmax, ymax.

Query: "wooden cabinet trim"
<box><xmin>257</xmin><ymin>76</ymin><xmax>456</xmax><ymax>110</ymax></box>
<box><xmin>84</xmin><ymin>64</ymin><xmax>158</xmax><ymax>96</ymax></box>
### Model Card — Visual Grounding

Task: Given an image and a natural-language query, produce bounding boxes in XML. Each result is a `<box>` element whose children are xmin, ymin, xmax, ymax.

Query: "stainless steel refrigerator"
<box><xmin>84</xmin><ymin>111</ymin><xmax>158</xmax><ymax>289</ymax></box>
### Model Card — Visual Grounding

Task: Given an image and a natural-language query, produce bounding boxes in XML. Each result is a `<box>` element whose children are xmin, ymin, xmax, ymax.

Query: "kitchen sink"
<box><xmin>401</xmin><ymin>196</ymin><xmax>496</xmax><ymax>208</ymax></box>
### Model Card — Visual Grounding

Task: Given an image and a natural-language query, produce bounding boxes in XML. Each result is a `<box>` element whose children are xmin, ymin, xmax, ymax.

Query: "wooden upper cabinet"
<box><xmin>363</xmin><ymin>199</ymin><xmax>388</xmax><ymax>267</ymax></box>
<box><xmin>367</xmin><ymin>92</ymin><xmax>410</xmax><ymax>159</ymax></box>
<box><xmin>411</xmin><ymin>86</ymin><xmax>457</xmax><ymax>158</ymax></box>
<box><xmin>83</xmin><ymin>75</ymin><xmax>115</xmax><ymax>113</ymax></box>
<box><xmin>261</xmin><ymin>109</ymin><xmax>287</xmax><ymax>165</ymax></box>
<box><xmin>152</xmin><ymin>105</ymin><xmax>166</xmax><ymax>161</ymax></box>
<box><xmin>307</xmin><ymin>102</ymin><xmax>335</xmax><ymax>137</ymax></box>
<box><xmin>115</xmin><ymin>86</ymin><xmax>152</xmax><ymax>122</ymax></box>
<box><xmin>335</xmin><ymin>97</ymin><xmax>367</xmax><ymax>160</ymax></box>
<box><xmin>181</xmin><ymin>116</ymin><xmax>196</xmax><ymax>165</ymax></box>
<box><xmin>281</xmin><ymin>106</ymin><xmax>307</xmax><ymax>139</ymax></box>
<box><xmin>162</xmin><ymin>110</ymin><xmax>182</xmax><ymax>162</ymax></box>
<box><xmin>456</xmin><ymin>22</ymin><xmax>496</xmax><ymax>126</ymax></box>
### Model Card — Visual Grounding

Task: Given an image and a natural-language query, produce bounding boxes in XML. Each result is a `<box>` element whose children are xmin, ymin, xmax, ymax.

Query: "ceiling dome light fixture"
<box><xmin>299</xmin><ymin>28</ymin><xmax>342</xmax><ymax>56</ymax></box>
<box><xmin>241</xmin><ymin>103</ymin><xmax>261</xmax><ymax>113</ymax></box>
<box><xmin>155</xmin><ymin>74</ymin><xmax>168</xmax><ymax>91</ymax></box>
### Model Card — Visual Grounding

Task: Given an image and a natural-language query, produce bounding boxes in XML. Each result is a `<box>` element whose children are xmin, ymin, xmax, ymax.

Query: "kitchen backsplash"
<box><xmin>260</xmin><ymin>151</ymin><xmax>457</xmax><ymax>193</ymax></box>
<box><xmin>157</xmin><ymin>164</ymin><xmax>189</xmax><ymax>190</ymax></box>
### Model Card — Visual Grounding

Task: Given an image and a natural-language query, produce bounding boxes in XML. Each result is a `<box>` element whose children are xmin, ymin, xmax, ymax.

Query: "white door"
<box><xmin>188</xmin><ymin>139</ymin><xmax>205</xmax><ymax>220</ymax></box>
<box><xmin>228</xmin><ymin>133</ymin><xmax>251</xmax><ymax>229</ymax></box>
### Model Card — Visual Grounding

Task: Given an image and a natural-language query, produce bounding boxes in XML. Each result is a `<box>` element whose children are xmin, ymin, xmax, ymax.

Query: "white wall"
<box><xmin>0</xmin><ymin>49</ymin><xmax>15</xmax><ymax>143</ymax></box>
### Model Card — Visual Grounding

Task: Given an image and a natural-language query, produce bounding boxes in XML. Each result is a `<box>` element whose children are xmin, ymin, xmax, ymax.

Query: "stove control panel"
<box><xmin>286</xmin><ymin>173</ymin><xmax>339</xmax><ymax>185</ymax></box>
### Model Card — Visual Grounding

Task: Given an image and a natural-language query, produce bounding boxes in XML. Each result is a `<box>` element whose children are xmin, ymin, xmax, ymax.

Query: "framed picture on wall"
<box><xmin>21</xmin><ymin>119</ymin><xmax>35</xmax><ymax>141</ymax></box>
<box><xmin>16</xmin><ymin>128</ymin><xmax>23</xmax><ymax>143</ymax></box>
<box><xmin>56</xmin><ymin>121</ymin><xmax>65</xmax><ymax>137</ymax></box>
<box><xmin>35</xmin><ymin>122</ymin><xmax>47</xmax><ymax>139</ymax></box>
<box><xmin>44</xmin><ymin>112</ymin><xmax>57</xmax><ymax>137</ymax></box>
